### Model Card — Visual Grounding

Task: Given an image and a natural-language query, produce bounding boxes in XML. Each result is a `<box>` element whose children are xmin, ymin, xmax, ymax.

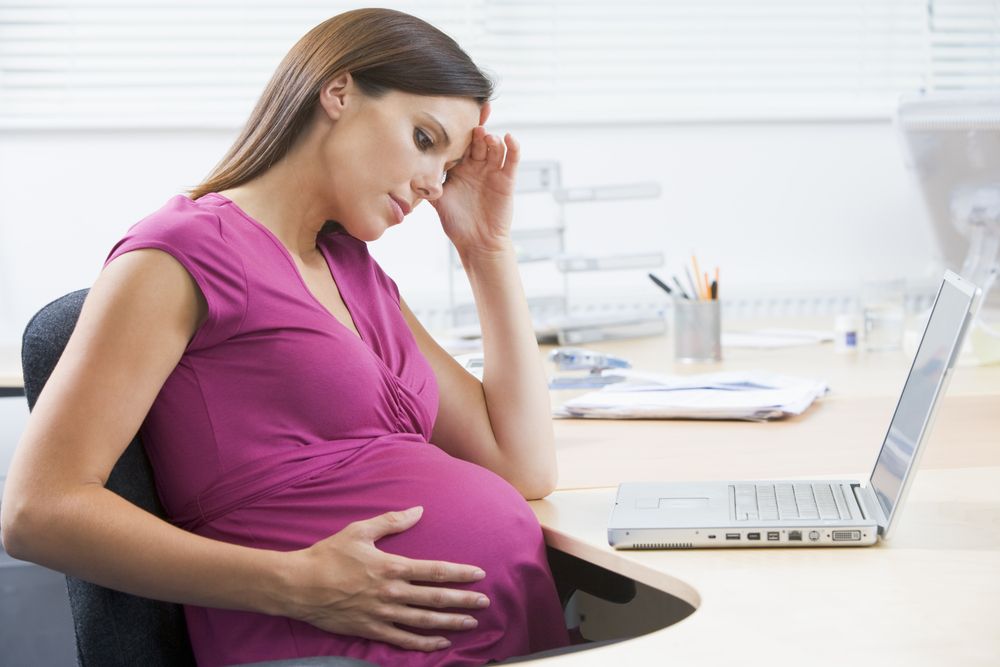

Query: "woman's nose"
<box><xmin>413</xmin><ymin>171</ymin><xmax>445</xmax><ymax>201</ymax></box>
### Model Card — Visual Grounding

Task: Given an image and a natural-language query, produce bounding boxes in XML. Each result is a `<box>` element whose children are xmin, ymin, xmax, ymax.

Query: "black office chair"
<box><xmin>21</xmin><ymin>289</ymin><xmax>634</xmax><ymax>667</ymax></box>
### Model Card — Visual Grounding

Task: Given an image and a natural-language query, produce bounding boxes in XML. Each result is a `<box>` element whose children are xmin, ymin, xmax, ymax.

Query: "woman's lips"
<box><xmin>388</xmin><ymin>195</ymin><xmax>410</xmax><ymax>224</ymax></box>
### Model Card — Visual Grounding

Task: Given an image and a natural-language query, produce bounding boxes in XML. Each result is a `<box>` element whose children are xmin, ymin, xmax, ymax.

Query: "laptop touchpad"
<box><xmin>636</xmin><ymin>497</ymin><xmax>711</xmax><ymax>509</ymax></box>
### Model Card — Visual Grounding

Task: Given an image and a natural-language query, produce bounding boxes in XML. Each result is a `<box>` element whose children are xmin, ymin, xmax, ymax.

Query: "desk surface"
<box><xmin>531</xmin><ymin>467</ymin><xmax>1000</xmax><ymax>665</ymax></box>
<box><xmin>549</xmin><ymin>333</ymin><xmax>1000</xmax><ymax>490</ymax></box>
<box><xmin>529</xmin><ymin>332</ymin><xmax>1000</xmax><ymax>665</ymax></box>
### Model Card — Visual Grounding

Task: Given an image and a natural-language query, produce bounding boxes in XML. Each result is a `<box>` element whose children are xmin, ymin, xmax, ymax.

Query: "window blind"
<box><xmin>0</xmin><ymin>0</ymin><xmax>482</xmax><ymax>128</ymax></box>
<box><xmin>471</xmin><ymin>0</ymin><xmax>931</xmax><ymax>122</ymax></box>
<box><xmin>929</xmin><ymin>0</ymin><xmax>1000</xmax><ymax>91</ymax></box>
<box><xmin>0</xmin><ymin>0</ymin><xmax>996</xmax><ymax>128</ymax></box>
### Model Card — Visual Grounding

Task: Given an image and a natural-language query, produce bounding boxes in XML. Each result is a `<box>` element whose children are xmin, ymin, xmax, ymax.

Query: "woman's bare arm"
<box><xmin>408</xmin><ymin>128</ymin><xmax>558</xmax><ymax>500</ymax></box>
<box><xmin>400</xmin><ymin>258</ymin><xmax>557</xmax><ymax>503</ymax></box>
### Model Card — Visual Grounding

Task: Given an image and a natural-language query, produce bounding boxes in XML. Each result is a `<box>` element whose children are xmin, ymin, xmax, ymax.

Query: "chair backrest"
<box><xmin>21</xmin><ymin>289</ymin><xmax>197</xmax><ymax>667</ymax></box>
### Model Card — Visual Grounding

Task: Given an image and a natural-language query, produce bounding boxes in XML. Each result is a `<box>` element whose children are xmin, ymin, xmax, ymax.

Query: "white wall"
<box><xmin>0</xmin><ymin>119</ymin><xmax>943</xmax><ymax>347</ymax></box>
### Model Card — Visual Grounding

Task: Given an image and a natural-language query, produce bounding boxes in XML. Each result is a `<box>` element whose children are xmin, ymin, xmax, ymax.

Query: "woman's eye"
<box><xmin>414</xmin><ymin>128</ymin><xmax>434</xmax><ymax>151</ymax></box>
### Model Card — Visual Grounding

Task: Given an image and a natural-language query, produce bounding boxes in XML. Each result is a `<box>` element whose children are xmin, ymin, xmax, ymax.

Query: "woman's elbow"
<box><xmin>515</xmin><ymin>467</ymin><xmax>558</xmax><ymax>501</ymax></box>
<box><xmin>0</xmin><ymin>493</ymin><xmax>41</xmax><ymax>561</ymax></box>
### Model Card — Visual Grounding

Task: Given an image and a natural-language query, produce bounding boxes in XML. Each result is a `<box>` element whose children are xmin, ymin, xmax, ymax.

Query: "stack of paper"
<box><xmin>553</xmin><ymin>370</ymin><xmax>829</xmax><ymax>421</ymax></box>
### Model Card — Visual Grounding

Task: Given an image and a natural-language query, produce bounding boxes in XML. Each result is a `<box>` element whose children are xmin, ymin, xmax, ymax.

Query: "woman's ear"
<box><xmin>318</xmin><ymin>72</ymin><xmax>353</xmax><ymax>121</ymax></box>
<box><xmin>479</xmin><ymin>101</ymin><xmax>491</xmax><ymax>126</ymax></box>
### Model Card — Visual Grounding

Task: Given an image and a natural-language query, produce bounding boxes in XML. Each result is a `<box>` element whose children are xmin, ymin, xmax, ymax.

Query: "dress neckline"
<box><xmin>201</xmin><ymin>193</ymin><xmax>367</xmax><ymax>347</ymax></box>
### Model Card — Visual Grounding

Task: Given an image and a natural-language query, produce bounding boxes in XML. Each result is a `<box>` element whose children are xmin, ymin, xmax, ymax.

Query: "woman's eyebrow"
<box><xmin>419</xmin><ymin>112</ymin><xmax>451</xmax><ymax>147</ymax></box>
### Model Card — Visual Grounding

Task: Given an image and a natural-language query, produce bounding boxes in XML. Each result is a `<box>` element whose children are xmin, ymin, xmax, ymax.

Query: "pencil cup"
<box><xmin>673</xmin><ymin>300</ymin><xmax>722</xmax><ymax>363</ymax></box>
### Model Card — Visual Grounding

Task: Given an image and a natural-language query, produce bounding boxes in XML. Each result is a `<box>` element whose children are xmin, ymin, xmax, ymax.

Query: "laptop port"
<box><xmin>725</xmin><ymin>533</ymin><xmax>741</xmax><ymax>540</ymax></box>
<box><xmin>767</xmin><ymin>531</ymin><xmax>780</xmax><ymax>541</ymax></box>
<box><xmin>788</xmin><ymin>530</ymin><xmax>802</xmax><ymax>541</ymax></box>
<box><xmin>832</xmin><ymin>530</ymin><xmax>862</xmax><ymax>541</ymax></box>
<box><xmin>747</xmin><ymin>532</ymin><xmax>761</xmax><ymax>540</ymax></box>
<box><xmin>707</xmin><ymin>534</ymin><xmax>717</xmax><ymax>539</ymax></box>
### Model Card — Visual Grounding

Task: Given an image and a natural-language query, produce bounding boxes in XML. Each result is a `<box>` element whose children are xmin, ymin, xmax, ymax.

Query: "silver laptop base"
<box><xmin>610</xmin><ymin>525</ymin><xmax>879</xmax><ymax>549</ymax></box>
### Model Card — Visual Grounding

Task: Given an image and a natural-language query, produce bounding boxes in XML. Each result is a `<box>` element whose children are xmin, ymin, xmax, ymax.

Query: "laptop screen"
<box><xmin>869</xmin><ymin>273</ymin><xmax>976</xmax><ymax>522</ymax></box>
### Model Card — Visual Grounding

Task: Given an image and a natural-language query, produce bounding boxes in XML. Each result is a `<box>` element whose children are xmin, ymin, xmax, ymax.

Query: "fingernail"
<box><xmin>436</xmin><ymin>639</ymin><xmax>451</xmax><ymax>650</ymax></box>
<box><xmin>462</xmin><ymin>617</ymin><xmax>478</xmax><ymax>629</ymax></box>
<box><xmin>409</xmin><ymin>506</ymin><xmax>423</xmax><ymax>516</ymax></box>
<box><xmin>472</xmin><ymin>569</ymin><xmax>486</xmax><ymax>580</ymax></box>
<box><xmin>476</xmin><ymin>595</ymin><xmax>490</xmax><ymax>608</ymax></box>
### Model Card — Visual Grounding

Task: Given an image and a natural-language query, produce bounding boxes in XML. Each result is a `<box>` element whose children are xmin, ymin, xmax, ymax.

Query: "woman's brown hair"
<box><xmin>189</xmin><ymin>8</ymin><xmax>494</xmax><ymax>200</ymax></box>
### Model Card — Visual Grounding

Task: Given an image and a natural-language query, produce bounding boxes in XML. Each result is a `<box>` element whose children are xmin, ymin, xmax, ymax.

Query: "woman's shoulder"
<box><xmin>106</xmin><ymin>193</ymin><xmax>254</xmax><ymax>272</ymax></box>
<box><xmin>105</xmin><ymin>193</ymin><xmax>249</xmax><ymax>296</ymax></box>
<box><xmin>104</xmin><ymin>193</ymin><xmax>249</xmax><ymax>350</ymax></box>
<box><xmin>123</xmin><ymin>193</ymin><xmax>229</xmax><ymax>244</ymax></box>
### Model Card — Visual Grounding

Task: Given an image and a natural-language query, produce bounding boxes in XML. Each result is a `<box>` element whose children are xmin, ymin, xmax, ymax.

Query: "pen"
<box><xmin>648</xmin><ymin>273</ymin><xmax>674</xmax><ymax>297</ymax></box>
<box><xmin>671</xmin><ymin>275</ymin><xmax>691</xmax><ymax>300</ymax></box>
<box><xmin>710</xmin><ymin>279</ymin><xmax>718</xmax><ymax>300</ymax></box>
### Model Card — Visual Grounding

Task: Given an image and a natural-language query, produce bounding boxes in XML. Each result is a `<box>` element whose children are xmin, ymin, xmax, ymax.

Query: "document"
<box><xmin>553</xmin><ymin>370</ymin><xmax>829</xmax><ymax>421</ymax></box>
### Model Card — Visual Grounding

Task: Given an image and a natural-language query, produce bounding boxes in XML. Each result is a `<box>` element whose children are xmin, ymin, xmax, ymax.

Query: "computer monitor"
<box><xmin>896</xmin><ymin>93</ymin><xmax>1000</xmax><ymax>308</ymax></box>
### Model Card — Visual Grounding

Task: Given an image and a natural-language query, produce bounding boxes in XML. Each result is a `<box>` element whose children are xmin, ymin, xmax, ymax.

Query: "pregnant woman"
<box><xmin>2</xmin><ymin>8</ymin><xmax>570</xmax><ymax>666</ymax></box>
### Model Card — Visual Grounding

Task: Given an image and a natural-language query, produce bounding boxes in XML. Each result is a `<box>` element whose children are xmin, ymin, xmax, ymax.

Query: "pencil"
<box><xmin>714</xmin><ymin>267</ymin><xmax>720</xmax><ymax>300</ymax></box>
<box><xmin>692</xmin><ymin>255</ymin><xmax>706</xmax><ymax>300</ymax></box>
<box><xmin>704</xmin><ymin>272</ymin><xmax>710</xmax><ymax>300</ymax></box>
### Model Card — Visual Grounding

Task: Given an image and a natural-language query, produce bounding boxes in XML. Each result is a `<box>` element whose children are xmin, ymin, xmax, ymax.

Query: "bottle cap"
<box><xmin>835</xmin><ymin>314</ymin><xmax>858</xmax><ymax>331</ymax></box>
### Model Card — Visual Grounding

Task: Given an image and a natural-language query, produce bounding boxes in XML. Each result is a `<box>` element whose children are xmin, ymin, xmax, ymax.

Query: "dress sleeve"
<box><xmin>104</xmin><ymin>198</ymin><xmax>248</xmax><ymax>351</ymax></box>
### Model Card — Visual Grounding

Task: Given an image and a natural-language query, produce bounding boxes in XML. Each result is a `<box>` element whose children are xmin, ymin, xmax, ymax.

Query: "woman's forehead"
<box><xmin>391</xmin><ymin>91</ymin><xmax>482</xmax><ymax>130</ymax></box>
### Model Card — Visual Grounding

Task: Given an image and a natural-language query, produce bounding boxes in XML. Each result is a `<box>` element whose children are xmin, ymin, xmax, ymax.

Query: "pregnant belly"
<box><xmin>189</xmin><ymin>437</ymin><xmax>568</xmax><ymax>666</ymax></box>
<box><xmin>214</xmin><ymin>437</ymin><xmax>543</xmax><ymax>560</ymax></box>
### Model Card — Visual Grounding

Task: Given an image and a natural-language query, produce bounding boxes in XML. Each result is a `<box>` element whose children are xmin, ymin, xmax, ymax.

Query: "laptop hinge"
<box><xmin>853</xmin><ymin>484</ymin><xmax>888</xmax><ymax>534</ymax></box>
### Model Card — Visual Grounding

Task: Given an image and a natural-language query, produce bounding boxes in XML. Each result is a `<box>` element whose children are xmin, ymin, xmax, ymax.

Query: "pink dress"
<box><xmin>104</xmin><ymin>193</ymin><xmax>569</xmax><ymax>667</ymax></box>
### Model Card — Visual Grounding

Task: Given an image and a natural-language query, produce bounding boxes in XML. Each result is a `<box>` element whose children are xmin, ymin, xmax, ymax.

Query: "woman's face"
<box><xmin>317</xmin><ymin>79</ymin><xmax>485</xmax><ymax>242</ymax></box>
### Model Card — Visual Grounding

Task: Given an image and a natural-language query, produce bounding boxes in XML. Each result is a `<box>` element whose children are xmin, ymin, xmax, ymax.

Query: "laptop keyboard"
<box><xmin>732</xmin><ymin>483</ymin><xmax>853</xmax><ymax>521</ymax></box>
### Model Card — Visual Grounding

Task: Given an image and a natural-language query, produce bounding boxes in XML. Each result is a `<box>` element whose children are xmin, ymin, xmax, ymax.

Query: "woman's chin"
<box><xmin>338</xmin><ymin>219</ymin><xmax>390</xmax><ymax>242</ymax></box>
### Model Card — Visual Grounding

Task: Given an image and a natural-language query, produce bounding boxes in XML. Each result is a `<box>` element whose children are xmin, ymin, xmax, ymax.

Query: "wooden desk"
<box><xmin>532</xmin><ymin>468</ymin><xmax>1000</xmax><ymax>665</ymax></box>
<box><xmin>528</xmin><ymin>332</ymin><xmax>1000</xmax><ymax>665</ymax></box>
<box><xmin>548</xmin><ymin>333</ymin><xmax>999</xmax><ymax>489</ymax></box>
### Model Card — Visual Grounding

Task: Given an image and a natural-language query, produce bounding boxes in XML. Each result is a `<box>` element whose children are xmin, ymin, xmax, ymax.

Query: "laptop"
<box><xmin>608</xmin><ymin>271</ymin><xmax>980</xmax><ymax>549</ymax></box>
